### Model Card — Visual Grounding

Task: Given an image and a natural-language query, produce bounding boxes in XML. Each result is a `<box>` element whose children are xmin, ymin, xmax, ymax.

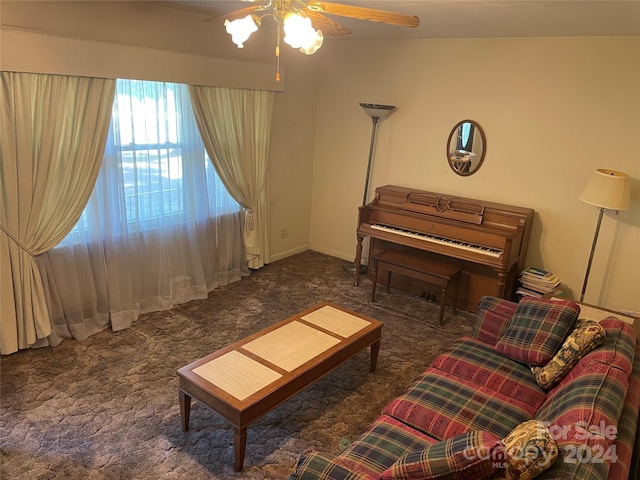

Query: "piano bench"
<box><xmin>372</xmin><ymin>250</ymin><xmax>462</xmax><ymax>325</ymax></box>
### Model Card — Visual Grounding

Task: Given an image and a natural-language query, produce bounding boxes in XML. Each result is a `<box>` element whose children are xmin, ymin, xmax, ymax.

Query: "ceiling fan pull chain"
<box><xmin>275</xmin><ymin>16</ymin><xmax>282</xmax><ymax>81</ymax></box>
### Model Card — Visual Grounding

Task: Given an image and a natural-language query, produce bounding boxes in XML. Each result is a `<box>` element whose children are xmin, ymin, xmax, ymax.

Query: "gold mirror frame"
<box><xmin>447</xmin><ymin>120</ymin><xmax>486</xmax><ymax>177</ymax></box>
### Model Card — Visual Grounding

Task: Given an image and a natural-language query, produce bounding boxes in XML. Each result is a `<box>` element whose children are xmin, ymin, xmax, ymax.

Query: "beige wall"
<box><xmin>311</xmin><ymin>36</ymin><xmax>640</xmax><ymax>312</ymax></box>
<box><xmin>2</xmin><ymin>2</ymin><xmax>639</xmax><ymax>313</ymax></box>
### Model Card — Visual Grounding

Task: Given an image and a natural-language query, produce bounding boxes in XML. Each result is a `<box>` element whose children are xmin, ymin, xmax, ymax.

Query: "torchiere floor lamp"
<box><xmin>343</xmin><ymin>103</ymin><xmax>397</xmax><ymax>275</ymax></box>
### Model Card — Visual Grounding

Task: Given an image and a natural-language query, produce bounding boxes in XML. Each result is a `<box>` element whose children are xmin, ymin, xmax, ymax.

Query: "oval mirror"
<box><xmin>447</xmin><ymin>120</ymin><xmax>486</xmax><ymax>176</ymax></box>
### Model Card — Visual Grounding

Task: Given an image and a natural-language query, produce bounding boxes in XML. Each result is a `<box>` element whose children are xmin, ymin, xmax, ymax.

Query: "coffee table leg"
<box><xmin>370</xmin><ymin>340</ymin><xmax>380</xmax><ymax>372</ymax></box>
<box><xmin>179</xmin><ymin>391</ymin><xmax>191</xmax><ymax>432</ymax></box>
<box><xmin>234</xmin><ymin>427</ymin><xmax>247</xmax><ymax>471</ymax></box>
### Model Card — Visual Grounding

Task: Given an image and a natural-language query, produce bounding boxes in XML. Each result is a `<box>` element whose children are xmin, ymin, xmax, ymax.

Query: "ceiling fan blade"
<box><xmin>203</xmin><ymin>5</ymin><xmax>264</xmax><ymax>23</ymax></box>
<box><xmin>308</xmin><ymin>1</ymin><xmax>420</xmax><ymax>28</ymax></box>
<box><xmin>306</xmin><ymin>11</ymin><xmax>351</xmax><ymax>37</ymax></box>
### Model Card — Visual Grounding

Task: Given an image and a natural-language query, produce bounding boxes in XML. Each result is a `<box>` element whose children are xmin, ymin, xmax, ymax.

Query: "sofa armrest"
<box><xmin>471</xmin><ymin>296</ymin><xmax>518</xmax><ymax>347</ymax></box>
<box><xmin>289</xmin><ymin>451</ymin><xmax>376</xmax><ymax>480</ymax></box>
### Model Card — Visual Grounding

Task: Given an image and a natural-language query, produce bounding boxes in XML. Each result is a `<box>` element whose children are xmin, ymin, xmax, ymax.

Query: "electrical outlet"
<box><xmin>280</xmin><ymin>228</ymin><xmax>288</xmax><ymax>239</ymax></box>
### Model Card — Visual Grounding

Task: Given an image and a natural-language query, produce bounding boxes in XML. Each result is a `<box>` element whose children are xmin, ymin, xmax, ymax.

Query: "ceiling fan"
<box><xmin>209</xmin><ymin>0</ymin><xmax>420</xmax><ymax>80</ymax></box>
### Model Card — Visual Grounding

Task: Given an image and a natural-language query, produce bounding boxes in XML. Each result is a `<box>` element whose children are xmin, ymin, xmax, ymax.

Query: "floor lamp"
<box><xmin>578</xmin><ymin>168</ymin><xmax>630</xmax><ymax>303</ymax></box>
<box><xmin>343</xmin><ymin>103</ymin><xmax>397</xmax><ymax>275</ymax></box>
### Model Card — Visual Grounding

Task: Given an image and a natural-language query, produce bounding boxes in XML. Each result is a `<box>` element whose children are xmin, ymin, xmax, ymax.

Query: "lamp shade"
<box><xmin>359</xmin><ymin>103</ymin><xmax>396</xmax><ymax>120</ymax></box>
<box><xmin>579</xmin><ymin>169</ymin><xmax>630</xmax><ymax>211</ymax></box>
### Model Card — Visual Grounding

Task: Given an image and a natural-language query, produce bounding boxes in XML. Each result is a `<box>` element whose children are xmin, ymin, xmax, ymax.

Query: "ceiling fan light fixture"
<box><xmin>299</xmin><ymin>29</ymin><xmax>323</xmax><ymax>55</ymax></box>
<box><xmin>218</xmin><ymin>1</ymin><xmax>418</xmax><ymax>80</ymax></box>
<box><xmin>283</xmin><ymin>12</ymin><xmax>323</xmax><ymax>53</ymax></box>
<box><xmin>224</xmin><ymin>14</ymin><xmax>259</xmax><ymax>48</ymax></box>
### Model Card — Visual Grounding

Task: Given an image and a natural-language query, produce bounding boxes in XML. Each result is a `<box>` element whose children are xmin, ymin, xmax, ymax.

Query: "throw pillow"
<box><xmin>379</xmin><ymin>430</ymin><xmax>504</xmax><ymax>480</ymax></box>
<box><xmin>495</xmin><ymin>298</ymin><xmax>579</xmax><ymax>366</ymax></box>
<box><xmin>496</xmin><ymin>420</ymin><xmax>558</xmax><ymax>480</ymax></box>
<box><xmin>531</xmin><ymin>319</ymin><xmax>606</xmax><ymax>389</ymax></box>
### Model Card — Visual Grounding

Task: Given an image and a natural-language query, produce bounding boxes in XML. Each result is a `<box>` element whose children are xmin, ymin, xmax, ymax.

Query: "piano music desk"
<box><xmin>372</xmin><ymin>250</ymin><xmax>462</xmax><ymax>325</ymax></box>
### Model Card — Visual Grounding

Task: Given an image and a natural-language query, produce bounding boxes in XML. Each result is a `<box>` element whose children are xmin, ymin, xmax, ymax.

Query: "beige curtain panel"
<box><xmin>0</xmin><ymin>72</ymin><xmax>115</xmax><ymax>355</ymax></box>
<box><xmin>34</xmin><ymin>80</ymin><xmax>248</xmax><ymax>349</ymax></box>
<box><xmin>189</xmin><ymin>86</ymin><xmax>274</xmax><ymax>269</ymax></box>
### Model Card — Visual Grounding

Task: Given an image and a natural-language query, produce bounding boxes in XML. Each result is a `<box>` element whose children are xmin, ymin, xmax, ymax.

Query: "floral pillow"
<box><xmin>379</xmin><ymin>430</ymin><xmax>503</xmax><ymax>480</ymax></box>
<box><xmin>531</xmin><ymin>319</ymin><xmax>606</xmax><ymax>389</ymax></box>
<box><xmin>496</xmin><ymin>420</ymin><xmax>558</xmax><ymax>480</ymax></box>
<box><xmin>495</xmin><ymin>298</ymin><xmax>579</xmax><ymax>366</ymax></box>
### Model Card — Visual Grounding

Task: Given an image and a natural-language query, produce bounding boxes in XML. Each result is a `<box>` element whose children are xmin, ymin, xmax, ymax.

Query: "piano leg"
<box><xmin>354</xmin><ymin>236</ymin><xmax>364</xmax><ymax>286</ymax></box>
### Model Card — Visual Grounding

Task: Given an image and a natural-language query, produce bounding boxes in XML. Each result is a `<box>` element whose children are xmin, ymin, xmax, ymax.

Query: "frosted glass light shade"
<box><xmin>299</xmin><ymin>30</ymin><xmax>323</xmax><ymax>55</ymax></box>
<box><xmin>579</xmin><ymin>169</ymin><xmax>630</xmax><ymax>211</ymax></box>
<box><xmin>224</xmin><ymin>15</ymin><xmax>259</xmax><ymax>48</ymax></box>
<box><xmin>283</xmin><ymin>13</ymin><xmax>323</xmax><ymax>54</ymax></box>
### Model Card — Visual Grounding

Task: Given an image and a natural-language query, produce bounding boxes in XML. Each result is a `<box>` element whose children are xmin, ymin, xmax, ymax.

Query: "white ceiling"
<box><xmin>158</xmin><ymin>0</ymin><xmax>640</xmax><ymax>39</ymax></box>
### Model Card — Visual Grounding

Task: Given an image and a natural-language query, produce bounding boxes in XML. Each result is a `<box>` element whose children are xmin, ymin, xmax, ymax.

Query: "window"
<box><xmin>456</xmin><ymin>122</ymin><xmax>475</xmax><ymax>153</ymax></box>
<box><xmin>65</xmin><ymin>79</ymin><xmax>240</xmax><ymax>243</ymax></box>
<box><xmin>38</xmin><ymin>77</ymin><xmax>250</xmax><ymax>343</ymax></box>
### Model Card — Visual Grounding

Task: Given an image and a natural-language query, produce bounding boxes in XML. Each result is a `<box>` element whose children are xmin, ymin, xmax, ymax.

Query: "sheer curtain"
<box><xmin>0</xmin><ymin>72</ymin><xmax>115</xmax><ymax>355</ymax></box>
<box><xmin>36</xmin><ymin>80</ymin><xmax>248</xmax><ymax>346</ymax></box>
<box><xmin>189</xmin><ymin>86</ymin><xmax>274</xmax><ymax>269</ymax></box>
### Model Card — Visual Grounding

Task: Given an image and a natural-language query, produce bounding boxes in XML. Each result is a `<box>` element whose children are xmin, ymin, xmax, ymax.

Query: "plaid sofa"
<box><xmin>290</xmin><ymin>296</ymin><xmax>640</xmax><ymax>480</ymax></box>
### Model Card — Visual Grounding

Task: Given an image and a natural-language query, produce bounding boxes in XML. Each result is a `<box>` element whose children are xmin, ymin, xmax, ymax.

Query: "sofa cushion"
<box><xmin>383</xmin><ymin>367</ymin><xmax>537</xmax><ymax>440</ymax></box>
<box><xmin>529</xmin><ymin>443</ymin><xmax>610</xmax><ymax>480</ymax></box>
<box><xmin>535</xmin><ymin>361</ymin><xmax>628</xmax><ymax>447</ymax></box>
<box><xmin>578</xmin><ymin>317</ymin><xmax>636</xmax><ymax>376</ymax></box>
<box><xmin>607</xmin><ymin>343</ymin><xmax>640</xmax><ymax>480</ymax></box>
<box><xmin>495</xmin><ymin>298</ymin><xmax>579</xmax><ymax>366</ymax></box>
<box><xmin>498</xmin><ymin>420</ymin><xmax>558</xmax><ymax>480</ymax></box>
<box><xmin>531</xmin><ymin>319</ymin><xmax>606</xmax><ymax>390</ymax></box>
<box><xmin>531</xmin><ymin>324</ymin><xmax>636</xmax><ymax>480</ymax></box>
<box><xmin>430</xmin><ymin>336</ymin><xmax>546</xmax><ymax>407</ymax></box>
<box><xmin>472</xmin><ymin>296</ymin><xmax>519</xmax><ymax>346</ymax></box>
<box><xmin>289</xmin><ymin>450</ymin><xmax>375</xmax><ymax>480</ymax></box>
<box><xmin>379</xmin><ymin>430</ymin><xmax>503</xmax><ymax>480</ymax></box>
<box><xmin>331</xmin><ymin>414</ymin><xmax>439</xmax><ymax>478</ymax></box>
<box><xmin>535</xmin><ymin>317</ymin><xmax>635</xmax><ymax>434</ymax></box>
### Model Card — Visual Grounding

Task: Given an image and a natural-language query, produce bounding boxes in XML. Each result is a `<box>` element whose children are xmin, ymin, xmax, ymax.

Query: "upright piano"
<box><xmin>355</xmin><ymin>185</ymin><xmax>535</xmax><ymax>312</ymax></box>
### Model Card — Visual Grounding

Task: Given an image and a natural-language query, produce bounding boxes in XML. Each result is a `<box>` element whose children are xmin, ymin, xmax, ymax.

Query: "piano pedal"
<box><xmin>424</xmin><ymin>292</ymin><xmax>436</xmax><ymax>303</ymax></box>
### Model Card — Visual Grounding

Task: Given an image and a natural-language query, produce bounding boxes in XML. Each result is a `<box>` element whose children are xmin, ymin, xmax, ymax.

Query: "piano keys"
<box><xmin>369</xmin><ymin>224</ymin><xmax>503</xmax><ymax>258</ymax></box>
<box><xmin>354</xmin><ymin>185</ymin><xmax>534</xmax><ymax>313</ymax></box>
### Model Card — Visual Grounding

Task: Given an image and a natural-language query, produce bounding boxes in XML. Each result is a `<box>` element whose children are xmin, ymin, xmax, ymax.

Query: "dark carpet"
<box><xmin>1</xmin><ymin>250</ymin><xmax>477</xmax><ymax>479</ymax></box>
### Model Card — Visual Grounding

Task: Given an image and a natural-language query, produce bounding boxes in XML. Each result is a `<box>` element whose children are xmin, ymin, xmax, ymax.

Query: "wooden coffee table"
<box><xmin>177</xmin><ymin>302</ymin><xmax>383</xmax><ymax>471</ymax></box>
